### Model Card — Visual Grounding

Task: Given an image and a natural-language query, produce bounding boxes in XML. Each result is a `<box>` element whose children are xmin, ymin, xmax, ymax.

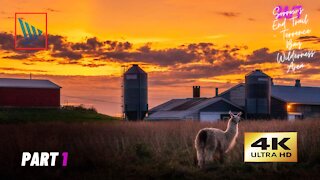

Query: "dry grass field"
<box><xmin>0</xmin><ymin>120</ymin><xmax>320</xmax><ymax>179</ymax></box>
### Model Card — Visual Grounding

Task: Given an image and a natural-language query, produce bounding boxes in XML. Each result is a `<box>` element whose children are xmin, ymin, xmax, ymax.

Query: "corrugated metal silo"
<box><xmin>123</xmin><ymin>64</ymin><xmax>148</xmax><ymax>120</ymax></box>
<box><xmin>245</xmin><ymin>69</ymin><xmax>271</xmax><ymax>119</ymax></box>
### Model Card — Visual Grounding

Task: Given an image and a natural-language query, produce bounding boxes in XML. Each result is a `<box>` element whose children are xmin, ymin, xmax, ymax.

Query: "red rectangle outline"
<box><xmin>14</xmin><ymin>12</ymin><xmax>48</xmax><ymax>50</ymax></box>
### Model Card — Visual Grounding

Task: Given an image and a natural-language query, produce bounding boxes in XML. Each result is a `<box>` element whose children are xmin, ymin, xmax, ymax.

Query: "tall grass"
<box><xmin>0</xmin><ymin>120</ymin><xmax>320</xmax><ymax>179</ymax></box>
<box><xmin>0</xmin><ymin>106</ymin><xmax>118</xmax><ymax>123</ymax></box>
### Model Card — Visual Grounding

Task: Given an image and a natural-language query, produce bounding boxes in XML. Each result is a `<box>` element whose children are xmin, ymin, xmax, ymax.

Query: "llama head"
<box><xmin>229</xmin><ymin>111</ymin><xmax>242</xmax><ymax>123</ymax></box>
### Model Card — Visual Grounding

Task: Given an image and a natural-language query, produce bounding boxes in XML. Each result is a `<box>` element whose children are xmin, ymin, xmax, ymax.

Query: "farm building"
<box><xmin>147</xmin><ymin>70</ymin><xmax>320</xmax><ymax>121</ymax></box>
<box><xmin>147</xmin><ymin>97</ymin><xmax>243</xmax><ymax>121</ymax></box>
<box><xmin>122</xmin><ymin>64</ymin><xmax>148</xmax><ymax>121</ymax></box>
<box><xmin>0</xmin><ymin>78</ymin><xmax>61</xmax><ymax>108</ymax></box>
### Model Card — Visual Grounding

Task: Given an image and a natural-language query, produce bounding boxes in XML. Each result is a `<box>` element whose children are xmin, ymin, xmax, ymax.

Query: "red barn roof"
<box><xmin>0</xmin><ymin>78</ymin><xmax>61</xmax><ymax>89</ymax></box>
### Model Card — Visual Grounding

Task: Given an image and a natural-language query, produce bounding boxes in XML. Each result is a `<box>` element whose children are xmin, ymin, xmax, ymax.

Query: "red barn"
<box><xmin>0</xmin><ymin>78</ymin><xmax>61</xmax><ymax>108</ymax></box>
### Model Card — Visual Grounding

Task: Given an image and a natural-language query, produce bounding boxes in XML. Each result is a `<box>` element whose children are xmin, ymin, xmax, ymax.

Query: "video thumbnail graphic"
<box><xmin>15</xmin><ymin>12</ymin><xmax>47</xmax><ymax>50</ymax></box>
<box><xmin>21</xmin><ymin>152</ymin><xmax>68</xmax><ymax>167</ymax></box>
<box><xmin>244</xmin><ymin>132</ymin><xmax>297</xmax><ymax>162</ymax></box>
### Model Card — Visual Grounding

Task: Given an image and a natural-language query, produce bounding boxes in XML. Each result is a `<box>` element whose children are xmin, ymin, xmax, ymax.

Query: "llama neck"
<box><xmin>225</xmin><ymin>119</ymin><xmax>238</xmax><ymax>141</ymax></box>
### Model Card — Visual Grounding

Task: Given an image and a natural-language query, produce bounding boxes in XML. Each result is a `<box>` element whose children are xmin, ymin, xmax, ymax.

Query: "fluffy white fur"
<box><xmin>195</xmin><ymin>111</ymin><xmax>242</xmax><ymax>168</ymax></box>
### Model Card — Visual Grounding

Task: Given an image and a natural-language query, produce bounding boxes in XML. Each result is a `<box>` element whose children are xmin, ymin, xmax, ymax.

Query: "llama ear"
<box><xmin>237</xmin><ymin>112</ymin><xmax>242</xmax><ymax>116</ymax></box>
<box><xmin>229</xmin><ymin>111</ymin><xmax>233</xmax><ymax>116</ymax></box>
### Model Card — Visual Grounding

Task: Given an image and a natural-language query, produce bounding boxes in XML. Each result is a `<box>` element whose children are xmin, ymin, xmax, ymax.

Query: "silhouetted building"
<box><xmin>123</xmin><ymin>64</ymin><xmax>148</xmax><ymax>120</ymax></box>
<box><xmin>0</xmin><ymin>78</ymin><xmax>61</xmax><ymax>107</ymax></box>
<box><xmin>148</xmin><ymin>70</ymin><xmax>320</xmax><ymax>121</ymax></box>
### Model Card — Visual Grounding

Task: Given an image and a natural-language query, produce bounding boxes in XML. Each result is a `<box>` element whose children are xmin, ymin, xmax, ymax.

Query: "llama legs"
<box><xmin>219</xmin><ymin>151</ymin><xmax>225</xmax><ymax>164</ymax></box>
<box><xmin>204</xmin><ymin>149</ymin><xmax>215</xmax><ymax>166</ymax></box>
<box><xmin>196</xmin><ymin>150</ymin><xmax>205</xmax><ymax>168</ymax></box>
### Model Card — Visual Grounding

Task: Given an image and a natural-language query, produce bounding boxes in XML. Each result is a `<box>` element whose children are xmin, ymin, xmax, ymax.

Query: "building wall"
<box><xmin>220</xmin><ymin>85</ymin><xmax>245</xmax><ymax>108</ymax></box>
<box><xmin>290</xmin><ymin>104</ymin><xmax>320</xmax><ymax>119</ymax></box>
<box><xmin>0</xmin><ymin>88</ymin><xmax>60</xmax><ymax>107</ymax></box>
<box><xmin>200</xmin><ymin>100</ymin><xmax>243</xmax><ymax>112</ymax></box>
<box><xmin>230</xmin><ymin>85</ymin><xmax>245</xmax><ymax>107</ymax></box>
<box><xmin>199</xmin><ymin>100</ymin><xmax>243</xmax><ymax>121</ymax></box>
<box><xmin>270</xmin><ymin>97</ymin><xmax>287</xmax><ymax>119</ymax></box>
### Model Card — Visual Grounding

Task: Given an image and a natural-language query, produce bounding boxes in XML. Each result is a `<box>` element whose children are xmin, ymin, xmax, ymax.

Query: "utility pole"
<box><xmin>121</xmin><ymin>65</ymin><xmax>127</xmax><ymax>120</ymax></box>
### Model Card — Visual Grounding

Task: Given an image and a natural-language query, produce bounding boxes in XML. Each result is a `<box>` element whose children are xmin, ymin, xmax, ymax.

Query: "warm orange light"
<box><xmin>287</xmin><ymin>105</ymin><xmax>291</xmax><ymax>111</ymax></box>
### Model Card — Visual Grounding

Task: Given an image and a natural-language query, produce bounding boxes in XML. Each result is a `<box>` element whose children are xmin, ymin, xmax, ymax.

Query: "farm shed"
<box><xmin>220</xmin><ymin>80</ymin><xmax>320</xmax><ymax>119</ymax></box>
<box><xmin>148</xmin><ymin>70</ymin><xmax>320</xmax><ymax>121</ymax></box>
<box><xmin>0</xmin><ymin>78</ymin><xmax>61</xmax><ymax>108</ymax></box>
<box><xmin>147</xmin><ymin>97</ymin><xmax>243</xmax><ymax>121</ymax></box>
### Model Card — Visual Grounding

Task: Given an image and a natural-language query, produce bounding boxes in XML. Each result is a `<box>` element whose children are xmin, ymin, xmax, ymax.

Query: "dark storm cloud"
<box><xmin>0</xmin><ymin>31</ymin><xmax>318</xmax><ymax>78</ymax></box>
<box><xmin>16</xmin><ymin>35</ymin><xmax>47</xmax><ymax>49</ymax></box>
<box><xmin>300</xmin><ymin>68</ymin><xmax>320</xmax><ymax>75</ymax></box>
<box><xmin>137</xmin><ymin>43</ymin><xmax>151</xmax><ymax>52</ymax></box>
<box><xmin>175</xmin><ymin>64</ymin><xmax>240</xmax><ymax>79</ymax></box>
<box><xmin>48</xmin><ymin>35</ymin><xmax>69</xmax><ymax>51</ymax></box>
<box><xmin>152</xmin><ymin>46</ymin><xmax>317</xmax><ymax>85</ymax></box>
<box><xmin>72</xmin><ymin>37</ymin><xmax>103</xmax><ymax>51</ymax></box>
<box><xmin>247</xmin><ymin>48</ymin><xmax>320</xmax><ymax>80</ymax></box>
<box><xmin>144</xmin><ymin>44</ymin><xmax>248</xmax><ymax>81</ymax></box>
<box><xmin>0</xmin><ymin>32</ymin><xmax>38</xmax><ymax>59</ymax></box>
<box><xmin>293</xmin><ymin>50</ymin><xmax>320</xmax><ymax>65</ymax></box>
<box><xmin>0</xmin><ymin>67</ymin><xmax>47</xmax><ymax>73</ymax></box>
<box><xmin>297</xmin><ymin>36</ymin><xmax>320</xmax><ymax>43</ymax></box>
<box><xmin>43</xmin><ymin>34</ymin><xmax>248</xmax><ymax>67</ymax></box>
<box><xmin>0</xmin><ymin>32</ymin><xmax>14</xmax><ymax>50</ymax></box>
<box><xmin>147</xmin><ymin>64</ymin><xmax>245</xmax><ymax>87</ymax></box>
<box><xmin>148</xmin><ymin>73</ymin><xmax>195</xmax><ymax>86</ymax></box>
<box><xmin>0</xmin><ymin>32</ymin><xmax>125</xmax><ymax>63</ymax></box>
<box><xmin>82</xmin><ymin>63</ymin><xmax>106</xmax><ymax>68</ymax></box>
<box><xmin>52</xmin><ymin>50</ymin><xmax>83</xmax><ymax>60</ymax></box>
<box><xmin>47</xmin><ymin>35</ymin><xmax>92</xmax><ymax>60</ymax></box>
<box><xmin>246</xmin><ymin>47</ymin><xmax>319</xmax><ymax>66</ymax></box>
<box><xmin>3</xmin><ymin>54</ymin><xmax>31</xmax><ymax>59</ymax></box>
<box><xmin>246</xmin><ymin>48</ymin><xmax>277</xmax><ymax>64</ymax></box>
<box><xmin>70</xmin><ymin>38</ymin><xmax>132</xmax><ymax>52</ymax></box>
<box><xmin>103</xmin><ymin>47</ymin><xmax>196</xmax><ymax>66</ymax></box>
<box><xmin>167</xmin><ymin>52</ymin><xmax>244</xmax><ymax>80</ymax></box>
<box><xmin>0</xmin><ymin>32</ymin><xmax>224</xmax><ymax>66</ymax></box>
<box><xmin>0</xmin><ymin>30</ymin><xmax>46</xmax><ymax>50</ymax></box>
<box><xmin>105</xmin><ymin>41</ymin><xmax>132</xmax><ymax>51</ymax></box>
<box><xmin>102</xmin><ymin>42</ymin><xmax>246</xmax><ymax>66</ymax></box>
<box><xmin>186</xmin><ymin>42</ymin><xmax>214</xmax><ymax>51</ymax></box>
<box><xmin>22</xmin><ymin>62</ymin><xmax>35</xmax><ymax>65</ymax></box>
<box><xmin>216</xmin><ymin>12</ymin><xmax>240</xmax><ymax>18</ymax></box>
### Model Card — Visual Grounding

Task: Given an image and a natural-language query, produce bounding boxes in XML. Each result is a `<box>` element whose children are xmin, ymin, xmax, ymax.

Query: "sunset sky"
<box><xmin>0</xmin><ymin>0</ymin><xmax>319</xmax><ymax>116</ymax></box>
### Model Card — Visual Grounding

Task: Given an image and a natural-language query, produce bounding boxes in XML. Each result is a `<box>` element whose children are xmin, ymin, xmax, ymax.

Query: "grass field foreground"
<box><xmin>0</xmin><ymin>120</ymin><xmax>320</xmax><ymax>179</ymax></box>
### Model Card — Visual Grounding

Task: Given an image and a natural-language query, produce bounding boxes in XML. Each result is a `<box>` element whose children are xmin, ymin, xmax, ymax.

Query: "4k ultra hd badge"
<box><xmin>244</xmin><ymin>132</ymin><xmax>297</xmax><ymax>162</ymax></box>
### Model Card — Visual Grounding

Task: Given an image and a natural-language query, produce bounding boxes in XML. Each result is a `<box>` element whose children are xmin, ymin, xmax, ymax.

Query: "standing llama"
<box><xmin>195</xmin><ymin>111</ymin><xmax>242</xmax><ymax>168</ymax></box>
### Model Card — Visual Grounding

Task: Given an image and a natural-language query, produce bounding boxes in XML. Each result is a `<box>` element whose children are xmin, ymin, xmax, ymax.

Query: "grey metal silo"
<box><xmin>245</xmin><ymin>69</ymin><xmax>271</xmax><ymax>119</ymax></box>
<box><xmin>123</xmin><ymin>64</ymin><xmax>148</xmax><ymax>120</ymax></box>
